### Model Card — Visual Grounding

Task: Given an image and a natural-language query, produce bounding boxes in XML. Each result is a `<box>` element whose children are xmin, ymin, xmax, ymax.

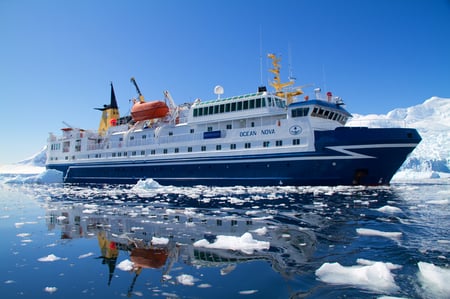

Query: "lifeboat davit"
<box><xmin>131</xmin><ymin>101</ymin><xmax>169</xmax><ymax>121</ymax></box>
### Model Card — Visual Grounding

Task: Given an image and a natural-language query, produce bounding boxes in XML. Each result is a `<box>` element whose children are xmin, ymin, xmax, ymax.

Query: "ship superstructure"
<box><xmin>46</xmin><ymin>54</ymin><xmax>421</xmax><ymax>186</ymax></box>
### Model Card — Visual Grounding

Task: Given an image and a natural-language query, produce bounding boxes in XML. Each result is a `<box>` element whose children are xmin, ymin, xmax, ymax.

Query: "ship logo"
<box><xmin>289</xmin><ymin>125</ymin><xmax>302</xmax><ymax>135</ymax></box>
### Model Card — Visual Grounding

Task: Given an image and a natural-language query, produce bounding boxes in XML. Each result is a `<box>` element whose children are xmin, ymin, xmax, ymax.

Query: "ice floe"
<box><xmin>117</xmin><ymin>259</ymin><xmax>134</xmax><ymax>271</ymax></box>
<box><xmin>38</xmin><ymin>254</ymin><xmax>61</xmax><ymax>262</ymax></box>
<box><xmin>315</xmin><ymin>259</ymin><xmax>401</xmax><ymax>293</ymax></box>
<box><xmin>356</xmin><ymin>228</ymin><xmax>402</xmax><ymax>240</ymax></box>
<box><xmin>418</xmin><ymin>262</ymin><xmax>450</xmax><ymax>298</ymax></box>
<box><xmin>44</xmin><ymin>286</ymin><xmax>58</xmax><ymax>293</ymax></box>
<box><xmin>4</xmin><ymin>169</ymin><xmax>63</xmax><ymax>184</ymax></box>
<box><xmin>376</xmin><ymin>205</ymin><xmax>403</xmax><ymax>214</ymax></box>
<box><xmin>176</xmin><ymin>274</ymin><xmax>195</xmax><ymax>286</ymax></box>
<box><xmin>193</xmin><ymin>232</ymin><xmax>270</xmax><ymax>254</ymax></box>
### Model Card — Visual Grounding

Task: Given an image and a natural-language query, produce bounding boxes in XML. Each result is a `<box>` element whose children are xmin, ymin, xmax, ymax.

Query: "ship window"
<box><xmin>112</xmin><ymin>153</ymin><xmax>116</xmax><ymax>157</ymax></box>
<box><xmin>188</xmin><ymin>147</ymin><xmax>192</xmax><ymax>152</ymax></box>
<box><xmin>174</xmin><ymin>148</ymin><xmax>179</xmax><ymax>153</ymax></box>
<box><xmin>256</xmin><ymin>98</ymin><xmax>261</xmax><ymax>108</ymax></box>
<box><xmin>243</xmin><ymin>101</ymin><xmax>249</xmax><ymax>110</ymax></box>
<box><xmin>230</xmin><ymin>144</ymin><xmax>236</xmax><ymax>150</ymax></box>
<box><xmin>324</xmin><ymin>110</ymin><xmax>330</xmax><ymax>117</ymax></box>
<box><xmin>119</xmin><ymin>137</ymin><xmax>123</xmax><ymax>141</ymax></box>
<box><xmin>142</xmin><ymin>135</ymin><xmax>146</xmax><ymax>139</ymax></box>
<box><xmin>333</xmin><ymin>113</ymin><xmax>339</xmax><ymax>120</ymax></box>
<box><xmin>132</xmin><ymin>151</ymin><xmax>136</xmax><ymax>156</ymax></box>
<box><xmin>193</xmin><ymin>108</ymin><xmax>198</xmax><ymax>117</ymax></box>
<box><xmin>251</xmin><ymin>122</ymin><xmax>255</xmax><ymax>127</ymax></box>
<box><xmin>141</xmin><ymin>150</ymin><xmax>145</xmax><ymax>155</ymax></box>
<box><xmin>118</xmin><ymin>152</ymin><xmax>122</xmax><ymax>157</ymax></box>
<box><xmin>198</xmin><ymin>108</ymin><xmax>203</xmax><ymax>116</ymax></box>
<box><xmin>328</xmin><ymin>112</ymin><xmax>334</xmax><ymax>119</ymax></box>
<box><xmin>220</xmin><ymin>104</ymin><xmax>225</xmax><ymax>113</ymax></box>
<box><xmin>291</xmin><ymin>107</ymin><xmax>310</xmax><ymax>117</ymax></box>
<box><xmin>123</xmin><ymin>152</ymin><xmax>127</xmax><ymax>156</ymax></box>
<box><xmin>163</xmin><ymin>149</ymin><xmax>168</xmax><ymax>154</ymax></box>
<box><xmin>207</xmin><ymin>126</ymin><xmax>213</xmax><ymax>132</ymax></box>
<box><xmin>201</xmin><ymin>146</ymin><xmax>206</xmax><ymax>151</ymax></box>
<box><xmin>249</xmin><ymin>99</ymin><xmax>255</xmax><ymax>109</ymax></box>
<box><xmin>293</xmin><ymin>139</ymin><xmax>300</xmax><ymax>145</ymax></box>
<box><xmin>209</xmin><ymin>106</ymin><xmax>214</xmax><ymax>115</ymax></box>
<box><xmin>276</xmin><ymin>140</ymin><xmax>283</xmax><ymax>146</ymax></box>
<box><xmin>203</xmin><ymin>107</ymin><xmax>208</xmax><ymax>115</ymax></box>
<box><xmin>261</xmin><ymin>98</ymin><xmax>266</xmax><ymax>107</ymax></box>
<box><xmin>237</xmin><ymin>101</ymin><xmax>242</xmax><ymax>110</ymax></box>
<box><xmin>267</xmin><ymin>97</ymin><xmax>272</xmax><ymax>106</ymax></box>
<box><xmin>216</xmin><ymin>145</ymin><xmax>221</xmax><ymax>150</ymax></box>
<box><xmin>225</xmin><ymin>103</ymin><xmax>230</xmax><ymax>112</ymax></box>
<box><xmin>245</xmin><ymin>142</ymin><xmax>251</xmax><ymax>149</ymax></box>
<box><xmin>190</xmin><ymin>129</ymin><xmax>194</xmax><ymax>133</ymax></box>
<box><xmin>130</xmin><ymin>136</ymin><xmax>134</xmax><ymax>140</ymax></box>
<box><xmin>226</xmin><ymin>124</ymin><xmax>232</xmax><ymax>129</ymax></box>
<box><xmin>231</xmin><ymin>102</ymin><xmax>236</xmax><ymax>111</ymax></box>
<box><xmin>169</xmin><ymin>131</ymin><xmax>173</xmax><ymax>136</ymax></box>
<box><xmin>263</xmin><ymin>141</ymin><xmax>270</xmax><ymax>147</ymax></box>
<box><xmin>214</xmin><ymin>105</ymin><xmax>219</xmax><ymax>114</ymax></box>
<box><xmin>151</xmin><ymin>149</ymin><xmax>156</xmax><ymax>155</ymax></box>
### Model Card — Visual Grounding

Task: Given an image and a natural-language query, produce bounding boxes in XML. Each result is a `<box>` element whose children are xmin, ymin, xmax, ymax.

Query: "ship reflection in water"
<box><xmin>45</xmin><ymin>198</ymin><xmax>317</xmax><ymax>296</ymax></box>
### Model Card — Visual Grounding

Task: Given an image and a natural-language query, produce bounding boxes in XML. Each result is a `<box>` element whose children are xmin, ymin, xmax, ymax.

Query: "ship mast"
<box><xmin>267</xmin><ymin>53</ymin><xmax>303</xmax><ymax>104</ymax></box>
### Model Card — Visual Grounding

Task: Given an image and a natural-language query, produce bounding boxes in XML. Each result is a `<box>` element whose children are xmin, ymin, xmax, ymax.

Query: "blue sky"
<box><xmin>1</xmin><ymin>0</ymin><xmax>449</xmax><ymax>164</ymax></box>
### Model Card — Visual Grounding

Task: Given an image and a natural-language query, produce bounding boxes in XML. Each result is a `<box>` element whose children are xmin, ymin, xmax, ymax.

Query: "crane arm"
<box><xmin>130</xmin><ymin>77</ymin><xmax>145</xmax><ymax>103</ymax></box>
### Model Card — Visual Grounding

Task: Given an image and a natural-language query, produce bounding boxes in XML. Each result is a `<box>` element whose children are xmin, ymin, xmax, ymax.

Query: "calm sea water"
<box><xmin>1</xmin><ymin>177</ymin><xmax>449</xmax><ymax>298</ymax></box>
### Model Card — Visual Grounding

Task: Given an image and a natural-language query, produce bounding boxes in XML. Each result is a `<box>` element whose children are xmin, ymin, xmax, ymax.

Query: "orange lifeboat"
<box><xmin>130</xmin><ymin>100</ymin><xmax>169</xmax><ymax>121</ymax></box>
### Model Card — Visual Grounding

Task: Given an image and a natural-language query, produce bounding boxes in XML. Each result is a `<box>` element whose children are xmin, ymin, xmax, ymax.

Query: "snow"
<box><xmin>315</xmin><ymin>259</ymin><xmax>401</xmax><ymax>293</ymax></box>
<box><xmin>193</xmin><ymin>232</ymin><xmax>270</xmax><ymax>254</ymax></box>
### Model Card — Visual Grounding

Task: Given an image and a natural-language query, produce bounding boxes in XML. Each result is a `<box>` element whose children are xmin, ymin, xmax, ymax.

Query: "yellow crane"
<box><xmin>267</xmin><ymin>53</ymin><xmax>304</xmax><ymax>105</ymax></box>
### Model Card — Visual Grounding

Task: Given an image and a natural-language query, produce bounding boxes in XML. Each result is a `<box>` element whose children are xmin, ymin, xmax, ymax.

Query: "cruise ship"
<box><xmin>46</xmin><ymin>54</ymin><xmax>421</xmax><ymax>186</ymax></box>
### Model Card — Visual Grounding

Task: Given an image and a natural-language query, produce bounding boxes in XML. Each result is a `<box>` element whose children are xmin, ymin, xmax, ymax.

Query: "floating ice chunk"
<box><xmin>220</xmin><ymin>264</ymin><xmax>236</xmax><ymax>275</ymax></box>
<box><xmin>132</xmin><ymin>178</ymin><xmax>162</xmax><ymax>190</ymax></box>
<box><xmin>16</xmin><ymin>233</ymin><xmax>31</xmax><ymax>238</ymax></box>
<box><xmin>315</xmin><ymin>260</ymin><xmax>400</xmax><ymax>293</ymax></box>
<box><xmin>193</xmin><ymin>232</ymin><xmax>269</xmax><ymax>254</ymax></box>
<box><xmin>38</xmin><ymin>254</ymin><xmax>61</xmax><ymax>262</ymax></box>
<box><xmin>356</xmin><ymin>228</ymin><xmax>402</xmax><ymax>240</ymax></box>
<box><xmin>239</xmin><ymin>289</ymin><xmax>258</xmax><ymax>295</ymax></box>
<box><xmin>151</xmin><ymin>237</ymin><xmax>169</xmax><ymax>245</ymax></box>
<box><xmin>376</xmin><ymin>205</ymin><xmax>402</xmax><ymax>214</ymax></box>
<box><xmin>251</xmin><ymin>226</ymin><xmax>268</xmax><ymax>236</ymax></box>
<box><xmin>117</xmin><ymin>259</ymin><xmax>134</xmax><ymax>271</ymax></box>
<box><xmin>44</xmin><ymin>286</ymin><xmax>57</xmax><ymax>293</ymax></box>
<box><xmin>5</xmin><ymin>169</ymin><xmax>63</xmax><ymax>184</ymax></box>
<box><xmin>176</xmin><ymin>274</ymin><xmax>195</xmax><ymax>286</ymax></box>
<box><xmin>427</xmin><ymin>199</ymin><xmax>449</xmax><ymax>205</ymax></box>
<box><xmin>78</xmin><ymin>252</ymin><xmax>94</xmax><ymax>259</ymax></box>
<box><xmin>197</xmin><ymin>283</ymin><xmax>211</xmax><ymax>288</ymax></box>
<box><xmin>418</xmin><ymin>262</ymin><xmax>450</xmax><ymax>298</ymax></box>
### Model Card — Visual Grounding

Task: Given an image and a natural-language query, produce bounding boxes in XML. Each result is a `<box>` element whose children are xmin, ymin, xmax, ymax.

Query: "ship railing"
<box><xmin>346</xmin><ymin>118</ymin><xmax>407</xmax><ymax>128</ymax></box>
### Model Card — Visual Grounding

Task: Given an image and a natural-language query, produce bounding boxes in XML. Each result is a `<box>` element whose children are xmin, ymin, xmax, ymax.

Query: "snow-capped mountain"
<box><xmin>348</xmin><ymin>97</ymin><xmax>450</xmax><ymax>178</ymax></box>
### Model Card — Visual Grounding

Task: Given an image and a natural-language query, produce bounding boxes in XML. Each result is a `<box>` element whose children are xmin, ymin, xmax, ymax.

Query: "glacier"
<box><xmin>347</xmin><ymin>96</ymin><xmax>450</xmax><ymax>180</ymax></box>
<box><xmin>1</xmin><ymin>97</ymin><xmax>448</xmax><ymax>181</ymax></box>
